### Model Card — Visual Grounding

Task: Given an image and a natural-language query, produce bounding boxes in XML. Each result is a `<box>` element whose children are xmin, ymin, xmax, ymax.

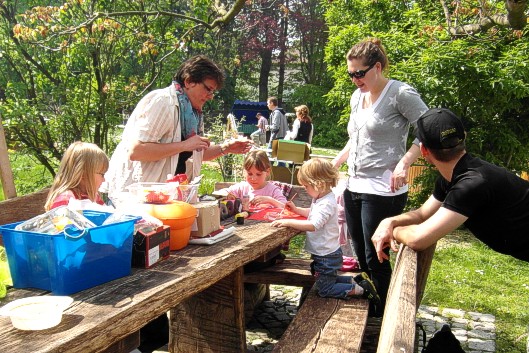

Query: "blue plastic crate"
<box><xmin>0</xmin><ymin>211</ymin><xmax>139</xmax><ymax>295</ymax></box>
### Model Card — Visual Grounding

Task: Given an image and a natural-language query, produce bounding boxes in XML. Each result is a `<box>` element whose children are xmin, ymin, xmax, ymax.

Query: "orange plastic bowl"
<box><xmin>141</xmin><ymin>201</ymin><xmax>197</xmax><ymax>250</ymax></box>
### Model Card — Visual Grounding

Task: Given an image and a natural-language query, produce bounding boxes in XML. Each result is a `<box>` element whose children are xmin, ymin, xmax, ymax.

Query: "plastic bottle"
<box><xmin>242</xmin><ymin>195</ymin><xmax>250</xmax><ymax>212</ymax></box>
<box><xmin>99</xmin><ymin>181</ymin><xmax>110</xmax><ymax>205</ymax></box>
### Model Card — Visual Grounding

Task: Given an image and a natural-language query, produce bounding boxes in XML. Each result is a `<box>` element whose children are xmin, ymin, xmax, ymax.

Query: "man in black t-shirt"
<box><xmin>372</xmin><ymin>108</ymin><xmax>529</xmax><ymax>263</ymax></box>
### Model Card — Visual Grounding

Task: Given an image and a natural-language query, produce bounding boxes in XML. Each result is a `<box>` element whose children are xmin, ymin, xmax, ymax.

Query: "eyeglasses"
<box><xmin>201</xmin><ymin>82</ymin><xmax>218</xmax><ymax>96</ymax></box>
<box><xmin>347</xmin><ymin>63</ymin><xmax>376</xmax><ymax>79</ymax></box>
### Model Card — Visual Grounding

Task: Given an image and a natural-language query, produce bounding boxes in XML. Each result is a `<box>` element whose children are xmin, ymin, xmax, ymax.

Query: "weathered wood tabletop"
<box><xmin>0</xmin><ymin>218</ymin><xmax>301</xmax><ymax>353</ymax></box>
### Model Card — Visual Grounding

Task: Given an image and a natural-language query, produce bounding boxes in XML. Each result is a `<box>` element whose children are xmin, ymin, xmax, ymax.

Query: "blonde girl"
<box><xmin>271</xmin><ymin>158</ymin><xmax>380</xmax><ymax>302</ymax></box>
<box><xmin>221</xmin><ymin>150</ymin><xmax>286</xmax><ymax>208</ymax></box>
<box><xmin>45</xmin><ymin>141</ymin><xmax>109</xmax><ymax>211</ymax></box>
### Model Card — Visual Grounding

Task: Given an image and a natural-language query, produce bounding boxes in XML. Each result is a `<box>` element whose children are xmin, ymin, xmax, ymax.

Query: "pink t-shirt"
<box><xmin>50</xmin><ymin>190</ymin><xmax>105</xmax><ymax>210</ymax></box>
<box><xmin>225</xmin><ymin>181</ymin><xmax>287</xmax><ymax>203</ymax></box>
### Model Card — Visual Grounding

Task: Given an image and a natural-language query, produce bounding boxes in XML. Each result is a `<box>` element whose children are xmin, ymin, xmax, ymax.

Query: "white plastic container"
<box><xmin>0</xmin><ymin>296</ymin><xmax>73</xmax><ymax>330</ymax></box>
<box><xmin>177</xmin><ymin>184</ymin><xmax>200</xmax><ymax>204</ymax></box>
<box><xmin>127</xmin><ymin>182</ymin><xmax>179</xmax><ymax>204</ymax></box>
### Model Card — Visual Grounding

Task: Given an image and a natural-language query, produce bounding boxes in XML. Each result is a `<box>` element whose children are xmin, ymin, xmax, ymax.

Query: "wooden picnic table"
<box><xmin>0</xmin><ymin>217</ymin><xmax>301</xmax><ymax>353</ymax></box>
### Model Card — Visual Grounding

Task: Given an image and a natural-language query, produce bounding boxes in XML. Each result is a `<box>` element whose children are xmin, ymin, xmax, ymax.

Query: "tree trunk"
<box><xmin>259</xmin><ymin>49</ymin><xmax>272</xmax><ymax>102</ymax></box>
<box><xmin>0</xmin><ymin>114</ymin><xmax>16</xmax><ymax>199</ymax></box>
<box><xmin>277</xmin><ymin>0</ymin><xmax>289</xmax><ymax>106</ymax></box>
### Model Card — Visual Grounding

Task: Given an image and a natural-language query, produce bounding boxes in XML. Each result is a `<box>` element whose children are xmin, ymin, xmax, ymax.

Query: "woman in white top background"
<box><xmin>289</xmin><ymin>105</ymin><xmax>313</xmax><ymax>144</ymax></box>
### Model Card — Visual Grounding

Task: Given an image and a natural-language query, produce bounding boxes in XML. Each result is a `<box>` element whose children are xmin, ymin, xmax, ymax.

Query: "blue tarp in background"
<box><xmin>230</xmin><ymin>100</ymin><xmax>269</xmax><ymax>126</ymax></box>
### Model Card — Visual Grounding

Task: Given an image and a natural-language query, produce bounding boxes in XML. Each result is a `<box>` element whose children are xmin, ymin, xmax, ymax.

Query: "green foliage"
<box><xmin>405</xmin><ymin>164</ymin><xmax>439</xmax><ymax>210</ymax></box>
<box><xmin>0</xmin><ymin>151</ymin><xmax>53</xmax><ymax>200</ymax></box>
<box><xmin>205</xmin><ymin>114</ymin><xmax>245</xmax><ymax>182</ymax></box>
<box><xmin>324</xmin><ymin>0</ymin><xmax>529</xmax><ymax>184</ymax></box>
<box><xmin>285</xmin><ymin>84</ymin><xmax>347</xmax><ymax>148</ymax></box>
<box><xmin>0</xmin><ymin>0</ymin><xmax>238</xmax><ymax>174</ymax></box>
<box><xmin>283</xmin><ymin>234</ymin><xmax>309</xmax><ymax>259</ymax></box>
<box><xmin>199</xmin><ymin>164</ymin><xmax>222</xmax><ymax>195</ymax></box>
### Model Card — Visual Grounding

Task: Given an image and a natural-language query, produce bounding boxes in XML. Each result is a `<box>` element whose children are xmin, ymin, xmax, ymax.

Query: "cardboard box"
<box><xmin>272</xmin><ymin>139</ymin><xmax>310</xmax><ymax>164</ymax></box>
<box><xmin>132</xmin><ymin>225</ymin><xmax>170</xmax><ymax>268</ymax></box>
<box><xmin>191</xmin><ymin>201</ymin><xmax>221</xmax><ymax>238</ymax></box>
<box><xmin>271</xmin><ymin>165</ymin><xmax>301</xmax><ymax>185</ymax></box>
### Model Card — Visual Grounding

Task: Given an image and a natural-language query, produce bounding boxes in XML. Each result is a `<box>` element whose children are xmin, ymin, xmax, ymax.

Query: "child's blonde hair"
<box><xmin>243</xmin><ymin>149</ymin><xmax>272</xmax><ymax>173</ymax></box>
<box><xmin>297</xmin><ymin>158</ymin><xmax>339</xmax><ymax>193</ymax></box>
<box><xmin>45</xmin><ymin>141</ymin><xmax>109</xmax><ymax>210</ymax></box>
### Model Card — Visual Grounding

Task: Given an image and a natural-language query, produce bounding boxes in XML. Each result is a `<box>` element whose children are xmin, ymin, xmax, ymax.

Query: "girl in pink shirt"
<box><xmin>45</xmin><ymin>141</ymin><xmax>109</xmax><ymax>211</ymax></box>
<box><xmin>222</xmin><ymin>150</ymin><xmax>287</xmax><ymax>208</ymax></box>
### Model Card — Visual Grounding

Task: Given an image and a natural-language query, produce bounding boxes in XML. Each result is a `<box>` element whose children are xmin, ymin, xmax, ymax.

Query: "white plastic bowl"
<box><xmin>0</xmin><ymin>296</ymin><xmax>73</xmax><ymax>330</ymax></box>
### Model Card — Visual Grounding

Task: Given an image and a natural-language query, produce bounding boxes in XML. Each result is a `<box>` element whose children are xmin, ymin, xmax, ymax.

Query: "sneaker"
<box><xmin>353</xmin><ymin>272</ymin><xmax>381</xmax><ymax>307</ymax></box>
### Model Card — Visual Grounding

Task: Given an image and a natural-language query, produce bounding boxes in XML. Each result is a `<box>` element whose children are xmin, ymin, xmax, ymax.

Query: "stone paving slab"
<box><xmin>416</xmin><ymin>305</ymin><xmax>496</xmax><ymax>353</ymax></box>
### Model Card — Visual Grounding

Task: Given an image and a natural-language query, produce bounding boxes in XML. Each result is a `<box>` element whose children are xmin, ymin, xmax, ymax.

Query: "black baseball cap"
<box><xmin>417</xmin><ymin>108</ymin><xmax>466</xmax><ymax>149</ymax></box>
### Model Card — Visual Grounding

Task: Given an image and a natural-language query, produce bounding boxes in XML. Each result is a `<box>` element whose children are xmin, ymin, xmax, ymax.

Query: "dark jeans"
<box><xmin>310</xmin><ymin>248</ymin><xmax>354</xmax><ymax>299</ymax></box>
<box><xmin>343</xmin><ymin>190</ymin><xmax>408</xmax><ymax>315</ymax></box>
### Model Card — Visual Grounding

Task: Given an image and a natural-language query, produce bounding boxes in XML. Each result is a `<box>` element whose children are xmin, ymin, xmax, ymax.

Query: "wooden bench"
<box><xmin>0</xmin><ymin>188</ymin><xmax>49</xmax><ymax>225</ymax></box>
<box><xmin>273</xmin><ymin>287</ymin><xmax>369</xmax><ymax>353</ymax></box>
<box><xmin>271</xmin><ymin>244</ymin><xmax>436</xmax><ymax>353</ymax></box>
<box><xmin>244</xmin><ymin>257</ymin><xmax>314</xmax><ymax>288</ymax></box>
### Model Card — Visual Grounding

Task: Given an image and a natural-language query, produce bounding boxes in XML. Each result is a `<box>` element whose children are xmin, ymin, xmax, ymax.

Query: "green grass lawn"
<box><xmin>285</xmin><ymin>230</ymin><xmax>529</xmax><ymax>352</ymax></box>
<box><xmin>423</xmin><ymin>230</ymin><xmax>529</xmax><ymax>352</ymax></box>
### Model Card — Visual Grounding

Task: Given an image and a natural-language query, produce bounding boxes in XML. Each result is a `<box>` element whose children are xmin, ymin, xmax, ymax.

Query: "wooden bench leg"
<box><xmin>264</xmin><ymin>283</ymin><xmax>271</xmax><ymax>300</ymax></box>
<box><xmin>167</xmin><ymin>267</ymin><xmax>246</xmax><ymax>353</ymax></box>
<box><xmin>100</xmin><ymin>331</ymin><xmax>141</xmax><ymax>353</ymax></box>
<box><xmin>299</xmin><ymin>286</ymin><xmax>311</xmax><ymax>306</ymax></box>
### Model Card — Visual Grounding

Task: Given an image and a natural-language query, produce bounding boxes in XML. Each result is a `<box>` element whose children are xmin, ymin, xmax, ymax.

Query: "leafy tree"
<box><xmin>286</xmin><ymin>83</ymin><xmax>347</xmax><ymax>148</ymax></box>
<box><xmin>0</xmin><ymin>0</ymin><xmax>246</xmax><ymax>187</ymax></box>
<box><xmin>236</xmin><ymin>0</ymin><xmax>287</xmax><ymax>101</ymax></box>
<box><xmin>324</xmin><ymin>0</ymin><xmax>529</xmax><ymax>203</ymax></box>
<box><xmin>289</xmin><ymin>0</ymin><xmax>330</xmax><ymax>86</ymax></box>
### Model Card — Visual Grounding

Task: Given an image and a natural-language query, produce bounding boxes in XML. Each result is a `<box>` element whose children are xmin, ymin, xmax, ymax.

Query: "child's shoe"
<box><xmin>353</xmin><ymin>272</ymin><xmax>381</xmax><ymax>307</ymax></box>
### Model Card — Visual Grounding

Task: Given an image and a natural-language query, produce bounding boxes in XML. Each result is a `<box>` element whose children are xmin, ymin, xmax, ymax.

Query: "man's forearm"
<box><xmin>129</xmin><ymin>141</ymin><xmax>187</xmax><ymax>162</ymax></box>
<box><xmin>386</xmin><ymin>209</ymin><xmax>425</xmax><ymax>229</ymax></box>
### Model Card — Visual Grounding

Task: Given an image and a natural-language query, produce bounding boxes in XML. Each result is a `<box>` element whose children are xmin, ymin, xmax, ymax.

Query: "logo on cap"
<box><xmin>417</xmin><ymin>108</ymin><xmax>465</xmax><ymax>149</ymax></box>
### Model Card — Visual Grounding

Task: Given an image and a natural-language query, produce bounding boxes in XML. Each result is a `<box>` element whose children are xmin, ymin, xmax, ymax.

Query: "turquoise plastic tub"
<box><xmin>0</xmin><ymin>211</ymin><xmax>139</xmax><ymax>295</ymax></box>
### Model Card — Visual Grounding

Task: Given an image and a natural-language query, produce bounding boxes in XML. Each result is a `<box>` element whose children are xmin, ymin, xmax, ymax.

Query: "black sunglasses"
<box><xmin>347</xmin><ymin>63</ymin><xmax>376</xmax><ymax>79</ymax></box>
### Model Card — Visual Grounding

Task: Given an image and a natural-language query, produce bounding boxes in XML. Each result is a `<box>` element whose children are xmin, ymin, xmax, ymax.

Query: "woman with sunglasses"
<box><xmin>332</xmin><ymin>38</ymin><xmax>428</xmax><ymax>317</ymax></box>
<box><xmin>105</xmin><ymin>55</ymin><xmax>252</xmax><ymax>198</ymax></box>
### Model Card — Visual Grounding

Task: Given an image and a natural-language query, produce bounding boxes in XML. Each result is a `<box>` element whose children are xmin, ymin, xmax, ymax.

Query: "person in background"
<box><xmin>45</xmin><ymin>141</ymin><xmax>108</xmax><ymax>211</ymax></box>
<box><xmin>105</xmin><ymin>55</ymin><xmax>252</xmax><ymax>198</ymax></box>
<box><xmin>290</xmin><ymin>105</ymin><xmax>313</xmax><ymax>144</ymax></box>
<box><xmin>372</xmin><ymin>108</ymin><xmax>529</xmax><ymax>263</ymax></box>
<box><xmin>271</xmin><ymin>158</ymin><xmax>381</xmax><ymax>304</ymax></box>
<box><xmin>217</xmin><ymin>149</ymin><xmax>287</xmax><ymax>209</ymax></box>
<box><xmin>267</xmin><ymin>96</ymin><xmax>288</xmax><ymax>148</ymax></box>
<box><xmin>332</xmin><ymin>38</ymin><xmax>428</xmax><ymax>316</ymax></box>
<box><xmin>250</xmin><ymin>112</ymin><xmax>268</xmax><ymax>146</ymax></box>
